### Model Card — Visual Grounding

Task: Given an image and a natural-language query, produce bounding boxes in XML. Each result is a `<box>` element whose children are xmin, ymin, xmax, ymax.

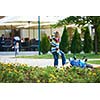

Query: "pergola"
<box><xmin>0</xmin><ymin>16</ymin><xmax>65</xmax><ymax>54</ymax></box>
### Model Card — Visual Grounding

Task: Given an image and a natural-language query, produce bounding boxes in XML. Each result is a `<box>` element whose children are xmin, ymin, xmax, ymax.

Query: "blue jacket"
<box><xmin>69</xmin><ymin>58</ymin><xmax>86</xmax><ymax>68</ymax></box>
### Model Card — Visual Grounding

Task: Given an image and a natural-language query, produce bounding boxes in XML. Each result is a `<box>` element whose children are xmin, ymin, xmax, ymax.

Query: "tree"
<box><xmin>56</xmin><ymin>16</ymin><xmax>100</xmax><ymax>54</ymax></box>
<box><xmin>59</xmin><ymin>26</ymin><xmax>69</xmax><ymax>53</ymax></box>
<box><xmin>83</xmin><ymin>27</ymin><xmax>93</xmax><ymax>53</ymax></box>
<box><xmin>40</xmin><ymin>34</ymin><xmax>50</xmax><ymax>54</ymax></box>
<box><xmin>70</xmin><ymin>28</ymin><xmax>82</xmax><ymax>53</ymax></box>
<box><xmin>96</xmin><ymin>25</ymin><xmax>100</xmax><ymax>52</ymax></box>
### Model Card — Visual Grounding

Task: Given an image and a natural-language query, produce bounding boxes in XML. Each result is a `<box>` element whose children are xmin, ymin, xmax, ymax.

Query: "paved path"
<box><xmin>0</xmin><ymin>55</ymin><xmax>100</xmax><ymax>68</ymax></box>
<box><xmin>0</xmin><ymin>56</ymin><xmax>62</xmax><ymax>67</ymax></box>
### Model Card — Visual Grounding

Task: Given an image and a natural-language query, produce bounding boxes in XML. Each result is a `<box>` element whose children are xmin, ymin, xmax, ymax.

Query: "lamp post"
<box><xmin>38</xmin><ymin>16</ymin><xmax>41</xmax><ymax>55</ymax></box>
<box><xmin>28</xmin><ymin>21</ymin><xmax>30</xmax><ymax>40</ymax></box>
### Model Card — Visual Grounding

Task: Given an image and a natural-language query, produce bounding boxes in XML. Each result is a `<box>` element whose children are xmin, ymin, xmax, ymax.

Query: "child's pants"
<box><xmin>52</xmin><ymin>50</ymin><xmax>66</xmax><ymax>67</ymax></box>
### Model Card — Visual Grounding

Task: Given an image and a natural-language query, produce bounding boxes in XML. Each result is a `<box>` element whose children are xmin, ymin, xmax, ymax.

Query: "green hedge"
<box><xmin>0</xmin><ymin>62</ymin><xmax>100</xmax><ymax>83</ymax></box>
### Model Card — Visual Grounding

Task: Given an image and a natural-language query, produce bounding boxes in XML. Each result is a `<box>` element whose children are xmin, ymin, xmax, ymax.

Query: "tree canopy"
<box><xmin>70</xmin><ymin>28</ymin><xmax>82</xmax><ymax>53</ymax></box>
<box><xmin>60</xmin><ymin>26</ymin><xmax>69</xmax><ymax>53</ymax></box>
<box><xmin>56</xmin><ymin>16</ymin><xmax>100</xmax><ymax>54</ymax></box>
<box><xmin>56</xmin><ymin>16</ymin><xmax>100</xmax><ymax>27</ymax></box>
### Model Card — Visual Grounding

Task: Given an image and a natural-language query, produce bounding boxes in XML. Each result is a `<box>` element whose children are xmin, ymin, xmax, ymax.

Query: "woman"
<box><xmin>49</xmin><ymin>31</ymin><xmax>68</xmax><ymax>68</ymax></box>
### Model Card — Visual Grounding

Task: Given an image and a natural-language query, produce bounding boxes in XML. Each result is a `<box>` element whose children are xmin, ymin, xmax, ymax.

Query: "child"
<box><xmin>69</xmin><ymin>56</ymin><xmax>93</xmax><ymax>69</ymax></box>
<box><xmin>14</xmin><ymin>42</ymin><xmax>19</xmax><ymax>56</ymax></box>
<box><xmin>48</xmin><ymin>32</ymin><xmax>61</xmax><ymax>56</ymax></box>
<box><xmin>48</xmin><ymin>31</ymin><xmax>67</xmax><ymax>68</ymax></box>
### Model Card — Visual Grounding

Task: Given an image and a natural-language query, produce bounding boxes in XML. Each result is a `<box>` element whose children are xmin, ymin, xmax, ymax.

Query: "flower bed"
<box><xmin>0</xmin><ymin>62</ymin><xmax>100</xmax><ymax>83</ymax></box>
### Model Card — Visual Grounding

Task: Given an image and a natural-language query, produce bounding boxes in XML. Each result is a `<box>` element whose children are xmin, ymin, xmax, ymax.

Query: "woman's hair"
<box><xmin>55</xmin><ymin>31</ymin><xmax>60</xmax><ymax>38</ymax></box>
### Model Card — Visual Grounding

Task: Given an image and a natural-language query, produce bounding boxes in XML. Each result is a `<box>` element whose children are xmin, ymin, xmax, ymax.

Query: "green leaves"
<box><xmin>60</xmin><ymin>26</ymin><xmax>69</xmax><ymax>53</ymax></box>
<box><xmin>83</xmin><ymin>27</ymin><xmax>93</xmax><ymax>53</ymax></box>
<box><xmin>40</xmin><ymin>34</ymin><xmax>50</xmax><ymax>54</ymax></box>
<box><xmin>0</xmin><ymin>62</ymin><xmax>100</xmax><ymax>83</ymax></box>
<box><xmin>55</xmin><ymin>16</ymin><xmax>100</xmax><ymax>28</ymax></box>
<box><xmin>70</xmin><ymin>28</ymin><xmax>82</xmax><ymax>53</ymax></box>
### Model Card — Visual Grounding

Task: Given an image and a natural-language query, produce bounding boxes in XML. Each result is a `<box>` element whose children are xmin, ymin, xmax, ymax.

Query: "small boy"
<box><xmin>69</xmin><ymin>56</ymin><xmax>93</xmax><ymax>69</ymax></box>
<box><xmin>12</xmin><ymin>42</ymin><xmax>19</xmax><ymax>56</ymax></box>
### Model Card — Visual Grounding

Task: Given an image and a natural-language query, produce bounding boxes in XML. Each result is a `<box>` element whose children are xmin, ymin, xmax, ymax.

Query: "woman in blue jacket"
<box><xmin>69</xmin><ymin>56</ymin><xmax>93</xmax><ymax>69</ymax></box>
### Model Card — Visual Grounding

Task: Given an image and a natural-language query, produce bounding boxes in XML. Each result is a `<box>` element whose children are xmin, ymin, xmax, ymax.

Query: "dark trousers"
<box><xmin>52</xmin><ymin>50</ymin><xmax>66</xmax><ymax>67</ymax></box>
<box><xmin>86</xmin><ymin>64</ymin><xmax>93</xmax><ymax>68</ymax></box>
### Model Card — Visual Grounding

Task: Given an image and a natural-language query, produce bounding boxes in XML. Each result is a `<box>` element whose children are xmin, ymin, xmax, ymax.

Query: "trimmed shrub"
<box><xmin>70</xmin><ymin>28</ymin><xmax>82</xmax><ymax>53</ymax></box>
<box><xmin>40</xmin><ymin>34</ymin><xmax>50</xmax><ymax>54</ymax></box>
<box><xmin>96</xmin><ymin>25</ymin><xmax>100</xmax><ymax>52</ymax></box>
<box><xmin>83</xmin><ymin>27</ymin><xmax>93</xmax><ymax>53</ymax></box>
<box><xmin>60</xmin><ymin>26</ymin><xmax>69</xmax><ymax>53</ymax></box>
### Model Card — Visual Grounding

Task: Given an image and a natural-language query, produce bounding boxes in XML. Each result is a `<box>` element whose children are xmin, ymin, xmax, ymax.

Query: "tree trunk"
<box><xmin>94</xmin><ymin>26</ymin><xmax>98</xmax><ymax>54</ymax></box>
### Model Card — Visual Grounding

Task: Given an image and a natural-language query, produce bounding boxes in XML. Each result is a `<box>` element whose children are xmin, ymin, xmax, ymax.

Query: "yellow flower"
<box><xmin>37</xmin><ymin>80</ymin><xmax>40</xmax><ymax>83</ymax></box>
<box><xmin>52</xmin><ymin>79</ymin><xmax>56</xmax><ymax>82</ymax></box>
<box><xmin>1</xmin><ymin>63</ymin><xmax>4</xmax><ymax>66</ymax></box>
<box><xmin>49</xmin><ymin>79</ymin><xmax>51</xmax><ymax>83</ymax></box>
<box><xmin>88</xmin><ymin>72</ymin><xmax>92</xmax><ymax>75</ymax></box>
<box><xmin>8</xmin><ymin>70</ymin><xmax>11</xmax><ymax>73</ymax></box>
<box><xmin>14</xmin><ymin>70</ymin><xmax>18</xmax><ymax>73</ymax></box>
<box><xmin>8</xmin><ymin>68</ymin><xmax>11</xmax><ymax>71</ymax></box>
<box><xmin>60</xmin><ymin>67</ymin><xmax>64</xmax><ymax>71</ymax></box>
<box><xmin>8</xmin><ymin>64</ymin><xmax>11</xmax><ymax>67</ymax></box>
<box><xmin>42</xmin><ymin>80</ymin><xmax>45</xmax><ymax>83</ymax></box>
<box><xmin>93</xmin><ymin>73</ymin><xmax>96</xmax><ymax>76</ymax></box>
<box><xmin>2</xmin><ymin>71</ymin><xmax>4</xmax><ymax>73</ymax></box>
<box><xmin>24</xmin><ymin>64</ymin><xmax>27</xmax><ymax>66</ymax></box>
<box><xmin>21</xmin><ymin>64</ymin><xmax>27</xmax><ymax>66</ymax></box>
<box><xmin>98</xmin><ymin>70</ymin><xmax>100</xmax><ymax>72</ymax></box>
<box><xmin>50</xmin><ymin>74</ymin><xmax>56</xmax><ymax>79</ymax></box>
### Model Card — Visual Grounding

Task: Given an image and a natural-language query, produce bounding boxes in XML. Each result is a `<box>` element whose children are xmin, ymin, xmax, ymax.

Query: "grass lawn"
<box><xmin>88</xmin><ymin>60</ymin><xmax>100</xmax><ymax>64</ymax></box>
<box><xmin>17</xmin><ymin>53</ymin><xmax>100</xmax><ymax>59</ymax></box>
